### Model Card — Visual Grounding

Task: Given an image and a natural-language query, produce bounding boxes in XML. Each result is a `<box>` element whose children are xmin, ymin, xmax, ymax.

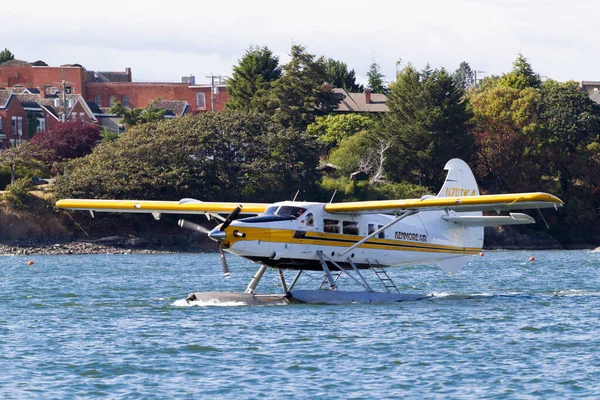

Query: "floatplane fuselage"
<box><xmin>56</xmin><ymin>159</ymin><xmax>563</xmax><ymax>304</ymax></box>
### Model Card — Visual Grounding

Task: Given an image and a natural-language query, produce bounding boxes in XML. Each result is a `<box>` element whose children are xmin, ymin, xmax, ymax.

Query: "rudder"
<box><xmin>437</xmin><ymin>159</ymin><xmax>479</xmax><ymax>198</ymax></box>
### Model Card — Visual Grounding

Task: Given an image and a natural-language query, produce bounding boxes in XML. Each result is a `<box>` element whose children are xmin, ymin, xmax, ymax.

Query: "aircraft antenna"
<box><xmin>329</xmin><ymin>190</ymin><xmax>337</xmax><ymax>204</ymax></box>
<box><xmin>292</xmin><ymin>190</ymin><xmax>300</xmax><ymax>201</ymax></box>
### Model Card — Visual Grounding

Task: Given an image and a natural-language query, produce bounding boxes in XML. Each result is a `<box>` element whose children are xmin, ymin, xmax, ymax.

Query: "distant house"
<box><xmin>0</xmin><ymin>91</ymin><xmax>28</xmax><ymax>148</ymax></box>
<box><xmin>582</xmin><ymin>81</ymin><xmax>600</xmax><ymax>104</ymax></box>
<box><xmin>332</xmin><ymin>88</ymin><xmax>388</xmax><ymax>114</ymax></box>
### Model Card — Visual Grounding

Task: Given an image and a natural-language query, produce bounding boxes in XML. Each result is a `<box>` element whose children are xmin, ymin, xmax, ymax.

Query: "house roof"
<box><xmin>41</xmin><ymin>105</ymin><xmax>59</xmax><ymax>120</ymax></box>
<box><xmin>0</xmin><ymin>90</ymin><xmax>13</xmax><ymax>109</ymax></box>
<box><xmin>151</xmin><ymin>100</ymin><xmax>189</xmax><ymax>117</ymax></box>
<box><xmin>21</xmin><ymin>101</ymin><xmax>42</xmax><ymax>110</ymax></box>
<box><xmin>332</xmin><ymin>88</ymin><xmax>388</xmax><ymax>113</ymax></box>
<box><xmin>86</xmin><ymin>101</ymin><xmax>103</xmax><ymax>114</ymax></box>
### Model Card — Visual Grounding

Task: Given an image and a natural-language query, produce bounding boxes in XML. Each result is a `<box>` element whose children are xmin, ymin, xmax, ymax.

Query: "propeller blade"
<box><xmin>178</xmin><ymin>219</ymin><xmax>210</xmax><ymax>234</ymax></box>
<box><xmin>218</xmin><ymin>244</ymin><xmax>231</xmax><ymax>277</ymax></box>
<box><xmin>220</xmin><ymin>205</ymin><xmax>242</xmax><ymax>231</ymax></box>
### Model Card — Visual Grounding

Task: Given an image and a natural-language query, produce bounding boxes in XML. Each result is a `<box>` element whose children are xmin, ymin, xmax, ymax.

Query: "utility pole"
<box><xmin>205</xmin><ymin>74</ymin><xmax>227</xmax><ymax>111</ymax></box>
<box><xmin>474</xmin><ymin>70</ymin><xmax>485</xmax><ymax>88</ymax></box>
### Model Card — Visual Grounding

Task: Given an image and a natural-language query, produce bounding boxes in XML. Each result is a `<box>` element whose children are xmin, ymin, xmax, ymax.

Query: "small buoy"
<box><xmin>27</xmin><ymin>260</ymin><xmax>34</xmax><ymax>265</ymax></box>
<box><xmin>529</xmin><ymin>256</ymin><xmax>535</xmax><ymax>261</ymax></box>
<box><xmin>479</xmin><ymin>252</ymin><xmax>485</xmax><ymax>257</ymax></box>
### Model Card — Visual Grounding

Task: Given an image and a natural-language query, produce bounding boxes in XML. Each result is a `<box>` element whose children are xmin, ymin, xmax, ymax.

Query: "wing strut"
<box><xmin>339</xmin><ymin>211</ymin><xmax>417</xmax><ymax>256</ymax></box>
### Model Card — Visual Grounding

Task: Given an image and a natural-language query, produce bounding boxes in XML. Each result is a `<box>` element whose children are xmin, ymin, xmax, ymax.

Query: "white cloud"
<box><xmin>2</xmin><ymin>0</ymin><xmax>599</xmax><ymax>85</ymax></box>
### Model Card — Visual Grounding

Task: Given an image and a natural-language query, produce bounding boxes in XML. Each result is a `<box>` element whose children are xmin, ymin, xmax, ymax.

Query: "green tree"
<box><xmin>0</xmin><ymin>48</ymin><xmax>15</xmax><ymax>64</ymax></box>
<box><xmin>470</xmin><ymin>86</ymin><xmax>541</xmax><ymax>192</ymax></box>
<box><xmin>538</xmin><ymin>80</ymin><xmax>600</xmax><ymax>197</ymax></box>
<box><xmin>453</xmin><ymin>61</ymin><xmax>474</xmax><ymax>90</ymax></box>
<box><xmin>367</xmin><ymin>62</ymin><xmax>388</xmax><ymax>94</ymax></box>
<box><xmin>270</xmin><ymin>45</ymin><xmax>340</xmax><ymax>129</ymax></box>
<box><xmin>307</xmin><ymin>113</ymin><xmax>376</xmax><ymax>149</ymax></box>
<box><xmin>110</xmin><ymin>100</ymin><xmax>167</xmax><ymax>127</ymax></box>
<box><xmin>328</xmin><ymin>130</ymin><xmax>391</xmax><ymax>182</ymax></box>
<box><xmin>384</xmin><ymin>64</ymin><xmax>473</xmax><ymax>188</ymax></box>
<box><xmin>56</xmin><ymin>110</ymin><xmax>321</xmax><ymax>202</ymax></box>
<box><xmin>100</xmin><ymin>127</ymin><xmax>119</xmax><ymax>143</ymax></box>
<box><xmin>0</xmin><ymin>143</ymin><xmax>45</xmax><ymax>185</ymax></box>
<box><xmin>498</xmin><ymin>53</ymin><xmax>541</xmax><ymax>90</ymax></box>
<box><xmin>324</xmin><ymin>58</ymin><xmax>363</xmax><ymax>92</ymax></box>
<box><xmin>226</xmin><ymin>45</ymin><xmax>282</xmax><ymax>111</ymax></box>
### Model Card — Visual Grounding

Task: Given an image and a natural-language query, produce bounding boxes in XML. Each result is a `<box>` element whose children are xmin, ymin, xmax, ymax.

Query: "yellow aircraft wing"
<box><xmin>55</xmin><ymin>199</ymin><xmax>270</xmax><ymax>215</ymax></box>
<box><xmin>324</xmin><ymin>192</ymin><xmax>563</xmax><ymax>214</ymax></box>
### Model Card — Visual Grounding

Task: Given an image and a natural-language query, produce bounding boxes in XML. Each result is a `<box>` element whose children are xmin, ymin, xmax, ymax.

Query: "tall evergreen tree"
<box><xmin>499</xmin><ymin>53</ymin><xmax>541</xmax><ymax>90</ymax></box>
<box><xmin>367</xmin><ymin>62</ymin><xmax>388</xmax><ymax>94</ymax></box>
<box><xmin>384</xmin><ymin>65</ymin><xmax>473</xmax><ymax>188</ymax></box>
<box><xmin>324</xmin><ymin>58</ymin><xmax>363</xmax><ymax>92</ymax></box>
<box><xmin>226</xmin><ymin>46</ymin><xmax>282</xmax><ymax>110</ymax></box>
<box><xmin>453</xmin><ymin>61</ymin><xmax>475</xmax><ymax>90</ymax></box>
<box><xmin>0</xmin><ymin>48</ymin><xmax>15</xmax><ymax>64</ymax></box>
<box><xmin>270</xmin><ymin>45</ymin><xmax>340</xmax><ymax>129</ymax></box>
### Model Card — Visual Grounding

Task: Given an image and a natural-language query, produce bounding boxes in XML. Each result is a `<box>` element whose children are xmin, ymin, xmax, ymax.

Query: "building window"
<box><xmin>109</xmin><ymin>96</ymin><xmax>117</xmax><ymax>107</ymax></box>
<box><xmin>12</xmin><ymin>116</ymin><xmax>23</xmax><ymax>137</ymax></box>
<box><xmin>0</xmin><ymin>116</ymin><xmax>2</xmax><ymax>131</ymax></box>
<box><xmin>196</xmin><ymin>92</ymin><xmax>206</xmax><ymax>109</ymax></box>
<box><xmin>122</xmin><ymin>96</ymin><xmax>130</xmax><ymax>108</ymax></box>
<box><xmin>95</xmin><ymin>95</ymin><xmax>102</xmax><ymax>106</ymax></box>
<box><xmin>37</xmin><ymin>118</ymin><xmax>46</xmax><ymax>133</ymax></box>
<box><xmin>79</xmin><ymin>112</ymin><xmax>85</xmax><ymax>121</ymax></box>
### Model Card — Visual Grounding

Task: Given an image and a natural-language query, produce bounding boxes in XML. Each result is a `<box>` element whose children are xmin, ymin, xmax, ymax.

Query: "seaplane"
<box><xmin>56</xmin><ymin>159</ymin><xmax>562</xmax><ymax>305</ymax></box>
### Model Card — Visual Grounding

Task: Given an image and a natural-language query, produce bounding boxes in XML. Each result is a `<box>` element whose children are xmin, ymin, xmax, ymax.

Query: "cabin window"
<box><xmin>95</xmin><ymin>95</ymin><xmax>102</xmax><ymax>106</ymax></box>
<box><xmin>343</xmin><ymin>221</ymin><xmax>359</xmax><ymax>235</ymax></box>
<box><xmin>263</xmin><ymin>205</ymin><xmax>306</xmax><ymax>218</ymax></box>
<box><xmin>305</xmin><ymin>213</ymin><xmax>314</xmax><ymax>227</ymax></box>
<box><xmin>323</xmin><ymin>219</ymin><xmax>340</xmax><ymax>233</ymax></box>
<box><xmin>368</xmin><ymin>223</ymin><xmax>385</xmax><ymax>239</ymax></box>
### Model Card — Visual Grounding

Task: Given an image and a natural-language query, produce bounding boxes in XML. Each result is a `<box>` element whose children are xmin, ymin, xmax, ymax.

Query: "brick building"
<box><xmin>0</xmin><ymin>91</ymin><xmax>29</xmax><ymax>148</ymax></box>
<box><xmin>0</xmin><ymin>60</ymin><xmax>387</xmax><ymax>148</ymax></box>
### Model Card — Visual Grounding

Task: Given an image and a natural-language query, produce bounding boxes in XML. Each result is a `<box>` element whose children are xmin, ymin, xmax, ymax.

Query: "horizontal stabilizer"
<box><xmin>442</xmin><ymin>212</ymin><xmax>535</xmax><ymax>227</ymax></box>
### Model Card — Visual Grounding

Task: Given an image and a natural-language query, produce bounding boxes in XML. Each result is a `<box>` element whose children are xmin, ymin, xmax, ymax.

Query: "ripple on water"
<box><xmin>1</xmin><ymin>251</ymin><xmax>599</xmax><ymax>398</ymax></box>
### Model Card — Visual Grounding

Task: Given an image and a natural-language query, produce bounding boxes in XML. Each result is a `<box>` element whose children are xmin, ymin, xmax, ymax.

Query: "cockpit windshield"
<box><xmin>263</xmin><ymin>205</ymin><xmax>307</xmax><ymax>219</ymax></box>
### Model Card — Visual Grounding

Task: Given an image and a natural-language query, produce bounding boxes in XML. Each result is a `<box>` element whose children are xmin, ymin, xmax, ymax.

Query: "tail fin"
<box><xmin>437</xmin><ymin>159</ymin><xmax>482</xmax><ymax>274</ymax></box>
<box><xmin>437</xmin><ymin>159</ymin><xmax>479</xmax><ymax>197</ymax></box>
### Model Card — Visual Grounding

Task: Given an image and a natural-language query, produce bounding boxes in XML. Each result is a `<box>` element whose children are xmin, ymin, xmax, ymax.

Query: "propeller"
<box><xmin>178</xmin><ymin>219</ymin><xmax>210</xmax><ymax>234</ymax></box>
<box><xmin>178</xmin><ymin>205</ymin><xmax>242</xmax><ymax>278</ymax></box>
<box><xmin>220</xmin><ymin>205</ymin><xmax>242</xmax><ymax>231</ymax></box>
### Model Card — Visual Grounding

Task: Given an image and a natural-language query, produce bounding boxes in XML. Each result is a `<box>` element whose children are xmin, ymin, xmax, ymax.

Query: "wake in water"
<box><xmin>172</xmin><ymin>298</ymin><xmax>249</xmax><ymax>307</ymax></box>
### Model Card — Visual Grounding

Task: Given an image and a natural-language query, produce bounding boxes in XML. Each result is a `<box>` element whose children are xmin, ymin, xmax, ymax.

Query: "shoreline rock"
<box><xmin>0</xmin><ymin>241</ymin><xmax>201</xmax><ymax>256</ymax></box>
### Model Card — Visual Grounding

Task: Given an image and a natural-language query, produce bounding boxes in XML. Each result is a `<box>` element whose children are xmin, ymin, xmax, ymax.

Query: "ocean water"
<box><xmin>1</xmin><ymin>250</ymin><xmax>599</xmax><ymax>398</ymax></box>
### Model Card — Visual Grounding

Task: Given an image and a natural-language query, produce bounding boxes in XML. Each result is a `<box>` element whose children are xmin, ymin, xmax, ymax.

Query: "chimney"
<box><xmin>364</xmin><ymin>88</ymin><xmax>372</xmax><ymax>104</ymax></box>
<box><xmin>40</xmin><ymin>86</ymin><xmax>46</xmax><ymax>99</ymax></box>
<box><xmin>125</xmin><ymin>67</ymin><xmax>132</xmax><ymax>82</ymax></box>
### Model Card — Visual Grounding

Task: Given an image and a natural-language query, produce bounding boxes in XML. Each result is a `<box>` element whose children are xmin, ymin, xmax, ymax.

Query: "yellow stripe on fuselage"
<box><xmin>225</xmin><ymin>226</ymin><xmax>479</xmax><ymax>255</ymax></box>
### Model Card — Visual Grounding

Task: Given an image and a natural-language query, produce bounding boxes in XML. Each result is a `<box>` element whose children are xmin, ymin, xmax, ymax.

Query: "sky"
<box><xmin>1</xmin><ymin>0</ymin><xmax>598</xmax><ymax>86</ymax></box>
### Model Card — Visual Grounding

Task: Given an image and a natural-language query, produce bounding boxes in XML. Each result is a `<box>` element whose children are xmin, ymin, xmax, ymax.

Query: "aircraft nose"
<box><xmin>208</xmin><ymin>227</ymin><xmax>226</xmax><ymax>242</ymax></box>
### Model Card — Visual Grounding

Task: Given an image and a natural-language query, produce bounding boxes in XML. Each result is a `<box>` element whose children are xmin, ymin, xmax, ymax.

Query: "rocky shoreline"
<box><xmin>0</xmin><ymin>242</ymin><xmax>180</xmax><ymax>256</ymax></box>
<box><xmin>0</xmin><ymin>236</ymin><xmax>210</xmax><ymax>256</ymax></box>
